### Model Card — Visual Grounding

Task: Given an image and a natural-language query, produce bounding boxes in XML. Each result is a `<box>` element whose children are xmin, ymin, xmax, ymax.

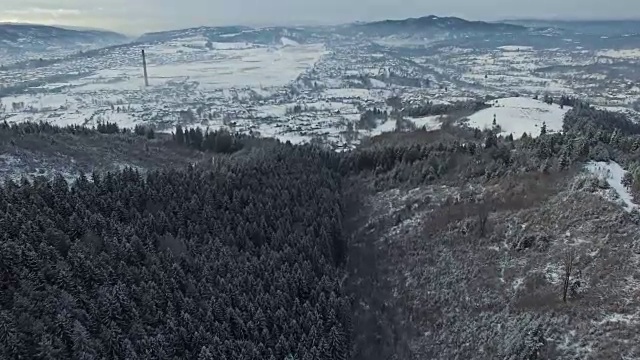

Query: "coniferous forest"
<box><xmin>0</xmin><ymin>143</ymin><xmax>350</xmax><ymax>359</ymax></box>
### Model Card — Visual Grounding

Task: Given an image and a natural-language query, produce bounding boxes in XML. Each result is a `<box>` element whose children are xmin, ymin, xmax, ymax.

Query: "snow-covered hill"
<box><xmin>0</xmin><ymin>23</ymin><xmax>128</xmax><ymax>63</ymax></box>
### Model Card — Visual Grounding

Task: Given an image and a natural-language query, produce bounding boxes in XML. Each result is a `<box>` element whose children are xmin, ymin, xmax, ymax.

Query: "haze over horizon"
<box><xmin>1</xmin><ymin>0</ymin><xmax>638</xmax><ymax>35</ymax></box>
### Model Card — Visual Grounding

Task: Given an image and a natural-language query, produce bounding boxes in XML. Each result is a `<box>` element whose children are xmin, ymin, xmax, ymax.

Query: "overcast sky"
<box><xmin>0</xmin><ymin>0</ymin><xmax>636</xmax><ymax>35</ymax></box>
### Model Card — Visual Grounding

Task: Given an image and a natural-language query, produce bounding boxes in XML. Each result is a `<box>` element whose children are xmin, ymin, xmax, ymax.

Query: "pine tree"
<box><xmin>176</xmin><ymin>125</ymin><xmax>184</xmax><ymax>145</ymax></box>
<box><xmin>484</xmin><ymin>131</ymin><xmax>498</xmax><ymax>149</ymax></box>
<box><xmin>328</xmin><ymin>326</ymin><xmax>347</xmax><ymax>360</ymax></box>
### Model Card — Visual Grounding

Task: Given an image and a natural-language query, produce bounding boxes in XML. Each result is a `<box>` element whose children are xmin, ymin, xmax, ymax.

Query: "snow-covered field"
<box><xmin>59</xmin><ymin>43</ymin><xmax>327</xmax><ymax>92</ymax></box>
<box><xmin>144</xmin><ymin>44</ymin><xmax>326</xmax><ymax>89</ymax></box>
<box><xmin>465</xmin><ymin>97</ymin><xmax>571</xmax><ymax>138</ymax></box>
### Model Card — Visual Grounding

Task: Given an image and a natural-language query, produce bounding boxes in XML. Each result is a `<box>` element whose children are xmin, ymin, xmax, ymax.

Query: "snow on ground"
<box><xmin>543</xmin><ymin>263</ymin><xmax>563</xmax><ymax>285</ymax></box>
<box><xmin>366</xmin><ymin>115</ymin><xmax>444</xmax><ymax>137</ymax></box>
<box><xmin>254</xmin><ymin>123</ymin><xmax>312</xmax><ymax>144</ymax></box>
<box><xmin>586</xmin><ymin>161</ymin><xmax>639</xmax><ymax>212</ymax></box>
<box><xmin>322</xmin><ymin>88</ymin><xmax>391</xmax><ymax>101</ymax></box>
<box><xmin>49</xmin><ymin>110</ymin><xmax>96</xmax><ymax>127</ymax></box>
<box><xmin>6</xmin><ymin>108</ymin><xmax>95</xmax><ymax>127</ymax></box>
<box><xmin>596</xmin><ymin>49</ymin><xmax>640</xmax><ymax>59</ymax></box>
<box><xmin>207</xmin><ymin>42</ymin><xmax>255</xmax><ymax>50</ymax></box>
<box><xmin>73</xmin><ymin>80</ymin><xmax>145</xmax><ymax>92</ymax></box>
<box><xmin>49</xmin><ymin>43</ymin><xmax>327</xmax><ymax>94</ymax></box>
<box><xmin>513</xmin><ymin>81</ymin><xmax>575</xmax><ymax>94</ymax></box>
<box><xmin>303</xmin><ymin>101</ymin><xmax>355</xmax><ymax>113</ymax></box>
<box><xmin>592</xmin><ymin>313</ymin><xmax>639</xmax><ymax>326</ymax></box>
<box><xmin>498</xmin><ymin>45</ymin><xmax>534</xmax><ymax>52</ymax></box>
<box><xmin>0</xmin><ymin>41</ymin><xmax>334</xmax><ymax>137</ymax></box>
<box><xmin>323</xmin><ymin>88</ymin><xmax>371</xmax><ymax>99</ymax></box>
<box><xmin>369</xmin><ymin>119</ymin><xmax>397</xmax><ymax>136</ymax></box>
<box><xmin>594</xmin><ymin>105</ymin><xmax>640</xmax><ymax>122</ymax></box>
<box><xmin>410</xmin><ymin>115</ymin><xmax>443</xmax><ymax>131</ymax></box>
<box><xmin>101</xmin><ymin>112</ymin><xmax>141</xmax><ymax>128</ymax></box>
<box><xmin>280</xmin><ymin>37</ymin><xmax>300</xmax><ymax>46</ymax></box>
<box><xmin>252</xmin><ymin>101</ymin><xmax>356</xmax><ymax>118</ymax></box>
<box><xmin>277</xmin><ymin>133</ymin><xmax>312</xmax><ymax>144</ymax></box>
<box><xmin>2</xmin><ymin>93</ymin><xmax>74</xmax><ymax>110</ymax></box>
<box><xmin>157</xmin><ymin>121</ymin><xmax>226</xmax><ymax>135</ymax></box>
<box><xmin>174</xmin><ymin>36</ymin><xmax>208</xmax><ymax>47</ymax></box>
<box><xmin>56</xmin><ymin>68</ymin><xmax>147</xmax><ymax>92</ymax></box>
<box><xmin>253</xmin><ymin>104</ymin><xmax>289</xmax><ymax>118</ymax></box>
<box><xmin>465</xmin><ymin>97</ymin><xmax>571</xmax><ymax>139</ymax></box>
<box><xmin>369</xmin><ymin>78</ymin><xmax>387</xmax><ymax>88</ymax></box>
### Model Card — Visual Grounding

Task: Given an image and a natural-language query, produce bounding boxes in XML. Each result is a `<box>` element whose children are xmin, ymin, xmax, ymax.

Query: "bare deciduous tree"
<box><xmin>562</xmin><ymin>250</ymin><xmax>575</xmax><ymax>303</ymax></box>
<box><xmin>478</xmin><ymin>200</ymin><xmax>490</xmax><ymax>238</ymax></box>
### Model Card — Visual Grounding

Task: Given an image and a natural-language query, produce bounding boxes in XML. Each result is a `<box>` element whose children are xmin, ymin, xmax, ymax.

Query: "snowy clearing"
<box><xmin>368</xmin><ymin>119</ymin><xmax>397</xmax><ymax>136</ymax></box>
<box><xmin>410</xmin><ymin>115</ymin><xmax>443</xmax><ymax>131</ymax></box>
<box><xmin>465</xmin><ymin>97</ymin><xmax>571</xmax><ymax>139</ymax></box>
<box><xmin>586</xmin><ymin>161</ymin><xmax>639</xmax><ymax>212</ymax></box>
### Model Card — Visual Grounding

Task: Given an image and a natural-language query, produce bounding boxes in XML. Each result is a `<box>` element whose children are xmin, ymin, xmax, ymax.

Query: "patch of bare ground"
<box><xmin>348</xmin><ymin>168</ymin><xmax>640</xmax><ymax>359</ymax></box>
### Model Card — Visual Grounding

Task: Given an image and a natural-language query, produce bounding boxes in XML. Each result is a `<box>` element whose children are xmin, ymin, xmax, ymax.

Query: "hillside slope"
<box><xmin>3</xmin><ymin>101</ymin><xmax>640</xmax><ymax>359</ymax></box>
<box><xmin>0</xmin><ymin>23</ymin><xmax>128</xmax><ymax>63</ymax></box>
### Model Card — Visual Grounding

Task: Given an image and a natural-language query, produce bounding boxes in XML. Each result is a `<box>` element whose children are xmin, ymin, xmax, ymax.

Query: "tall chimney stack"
<box><xmin>142</xmin><ymin>49</ymin><xmax>149</xmax><ymax>87</ymax></box>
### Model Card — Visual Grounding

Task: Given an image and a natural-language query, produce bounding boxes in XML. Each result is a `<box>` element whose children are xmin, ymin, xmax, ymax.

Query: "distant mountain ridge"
<box><xmin>352</xmin><ymin>15</ymin><xmax>527</xmax><ymax>36</ymax></box>
<box><xmin>503</xmin><ymin>19</ymin><xmax>640</xmax><ymax>36</ymax></box>
<box><xmin>137</xmin><ymin>25</ymin><xmax>313</xmax><ymax>46</ymax></box>
<box><xmin>0</xmin><ymin>23</ymin><xmax>128</xmax><ymax>62</ymax></box>
<box><xmin>134</xmin><ymin>15</ymin><xmax>529</xmax><ymax>46</ymax></box>
<box><xmin>137</xmin><ymin>25</ymin><xmax>252</xmax><ymax>43</ymax></box>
